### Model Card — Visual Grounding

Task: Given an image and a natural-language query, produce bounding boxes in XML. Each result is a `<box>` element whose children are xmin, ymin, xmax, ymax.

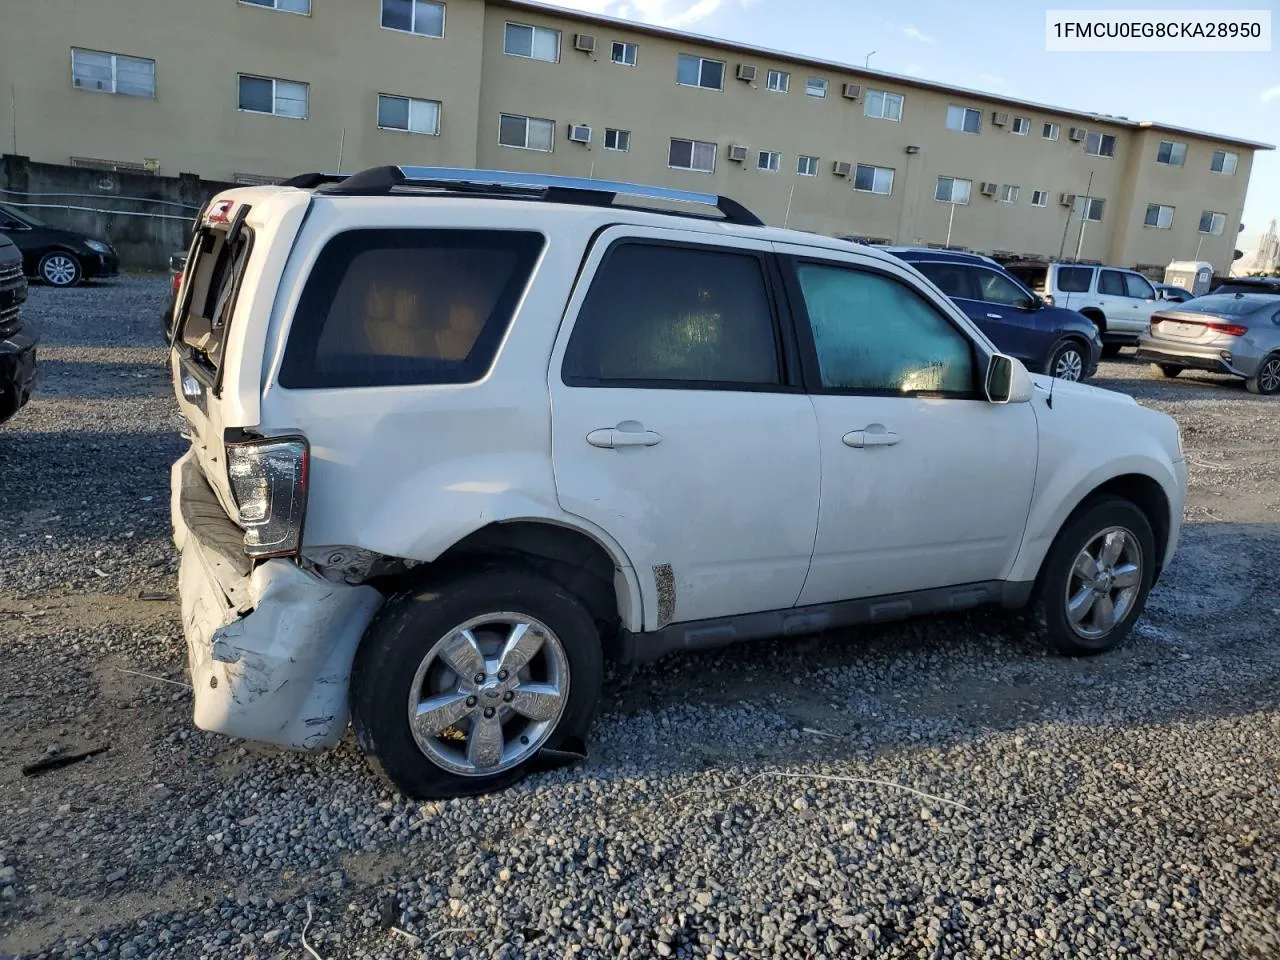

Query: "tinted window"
<box><xmin>913</xmin><ymin>261</ymin><xmax>976</xmax><ymax>300</ymax></box>
<box><xmin>1006</xmin><ymin>263</ymin><xmax>1047</xmax><ymax>291</ymax></box>
<box><xmin>279</xmin><ymin>229</ymin><xmax>544</xmax><ymax>389</ymax></box>
<box><xmin>563</xmin><ymin>243</ymin><xmax>780</xmax><ymax>387</ymax></box>
<box><xmin>1124</xmin><ymin>273</ymin><xmax>1155</xmax><ymax>299</ymax></box>
<box><xmin>795</xmin><ymin>263</ymin><xmax>974</xmax><ymax>395</ymax></box>
<box><xmin>974</xmin><ymin>268</ymin><xmax>1031</xmax><ymax>307</ymax></box>
<box><xmin>1056</xmin><ymin>267</ymin><xmax>1092</xmax><ymax>293</ymax></box>
<box><xmin>1098</xmin><ymin>270</ymin><xmax>1127</xmax><ymax>296</ymax></box>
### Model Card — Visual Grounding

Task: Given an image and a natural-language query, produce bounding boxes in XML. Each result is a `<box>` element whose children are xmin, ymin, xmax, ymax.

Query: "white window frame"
<box><xmin>604</xmin><ymin>128</ymin><xmax>631</xmax><ymax>152</ymax></box>
<box><xmin>1042</xmin><ymin>122</ymin><xmax>1059</xmax><ymax>141</ymax></box>
<box><xmin>757</xmin><ymin>150</ymin><xmax>782</xmax><ymax>172</ymax></box>
<box><xmin>376</xmin><ymin>93</ymin><xmax>441</xmax><ymax>136</ymax></box>
<box><xmin>797</xmin><ymin>155</ymin><xmax>819</xmax><ymax>176</ymax></box>
<box><xmin>999</xmin><ymin>184</ymin><xmax>1020</xmax><ymax>203</ymax></box>
<box><xmin>611</xmin><ymin>41</ymin><xmax>637</xmax><ymax>66</ymax></box>
<box><xmin>935</xmin><ymin>176</ymin><xmax>972</xmax><ymax>204</ymax></box>
<box><xmin>1085</xmin><ymin>131</ymin><xmax>1116</xmax><ymax>157</ymax></box>
<box><xmin>668</xmin><ymin>137</ymin><xmax>717</xmax><ymax>173</ymax></box>
<box><xmin>945</xmin><ymin>105</ymin><xmax>981</xmax><ymax>134</ymax></box>
<box><xmin>864</xmin><ymin>89</ymin><xmax>903</xmax><ymax>121</ymax></box>
<box><xmin>1010</xmin><ymin>116</ymin><xmax>1030</xmax><ymax>135</ymax></box>
<box><xmin>504</xmin><ymin>22</ymin><xmax>561</xmax><ymax>62</ymax></box>
<box><xmin>1144</xmin><ymin>203</ymin><xmax>1174</xmax><ymax>229</ymax></box>
<box><xmin>380</xmin><ymin>0</ymin><xmax>445</xmax><ymax>38</ymax></box>
<box><xmin>239</xmin><ymin>0</ymin><xmax>310</xmax><ymax>14</ymax></box>
<box><xmin>70</xmin><ymin>48</ymin><xmax>156</xmax><ymax>98</ymax></box>
<box><xmin>498</xmin><ymin>113</ymin><xmax>555</xmax><ymax>152</ymax></box>
<box><xmin>766</xmin><ymin>69</ymin><xmax>790</xmax><ymax>93</ymax></box>
<box><xmin>1210</xmin><ymin>150</ymin><xmax>1238</xmax><ymax>175</ymax></box>
<box><xmin>1156</xmin><ymin>139</ymin><xmax>1186</xmax><ymax>166</ymax></box>
<box><xmin>237</xmin><ymin>74</ymin><xmax>308</xmax><ymax>119</ymax></box>
<box><xmin>854</xmin><ymin>164</ymin><xmax>894</xmax><ymax>195</ymax></box>
<box><xmin>1199</xmin><ymin>210</ymin><xmax>1226</xmax><ymax>235</ymax></box>
<box><xmin>1075</xmin><ymin>196</ymin><xmax>1105</xmax><ymax>222</ymax></box>
<box><xmin>676</xmin><ymin>54</ymin><xmax>725</xmax><ymax>90</ymax></box>
<box><xmin>805</xmin><ymin>77</ymin><xmax>828</xmax><ymax>98</ymax></box>
<box><xmin>1031</xmin><ymin>190</ymin><xmax>1048</xmax><ymax>207</ymax></box>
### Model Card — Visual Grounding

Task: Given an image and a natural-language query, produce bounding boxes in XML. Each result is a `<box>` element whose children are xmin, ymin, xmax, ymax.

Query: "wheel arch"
<box><xmin>1078</xmin><ymin>306</ymin><xmax>1106</xmax><ymax>331</ymax></box>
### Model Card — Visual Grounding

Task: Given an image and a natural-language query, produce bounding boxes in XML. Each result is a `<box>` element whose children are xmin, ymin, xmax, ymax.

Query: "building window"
<box><xmin>797</xmin><ymin>155</ymin><xmax>819</xmax><ymax>176</ymax></box>
<box><xmin>611</xmin><ymin>41</ymin><xmax>637</xmax><ymax>65</ymax></box>
<box><xmin>1075</xmin><ymin>196</ymin><xmax>1105</xmax><ymax>222</ymax></box>
<box><xmin>854</xmin><ymin>164</ymin><xmax>894</xmax><ymax>195</ymax></box>
<box><xmin>676</xmin><ymin>54</ymin><xmax>724</xmax><ymax>90</ymax></box>
<box><xmin>1199</xmin><ymin>210</ymin><xmax>1227</xmax><ymax>235</ymax></box>
<box><xmin>1085</xmin><ymin>132</ymin><xmax>1116</xmax><ymax>157</ymax></box>
<box><xmin>604</xmin><ymin>128</ymin><xmax>631</xmax><ymax>152</ymax></box>
<box><xmin>1144</xmin><ymin>203</ymin><xmax>1174</xmax><ymax>228</ymax></box>
<box><xmin>377</xmin><ymin>94</ymin><xmax>440</xmax><ymax>135</ymax></box>
<box><xmin>237</xmin><ymin>74</ymin><xmax>307</xmax><ymax>118</ymax></box>
<box><xmin>1042</xmin><ymin>122</ymin><xmax>1059</xmax><ymax>141</ymax></box>
<box><xmin>668</xmin><ymin>137</ymin><xmax>716</xmax><ymax>172</ymax></box>
<box><xmin>381</xmin><ymin>0</ymin><xmax>444</xmax><ymax>37</ymax></box>
<box><xmin>864</xmin><ymin>89</ymin><xmax>903</xmax><ymax>121</ymax></box>
<box><xmin>1010</xmin><ymin>116</ymin><xmax>1030</xmax><ymax>135</ymax></box>
<box><xmin>757</xmin><ymin>150</ymin><xmax>782</xmax><ymax>172</ymax></box>
<box><xmin>504</xmin><ymin>22</ymin><xmax>560</xmax><ymax>62</ymax></box>
<box><xmin>498</xmin><ymin>113</ymin><xmax>554</xmax><ymax>151</ymax></box>
<box><xmin>766</xmin><ymin>70</ymin><xmax>790</xmax><ymax>93</ymax></box>
<box><xmin>1210</xmin><ymin>150</ymin><xmax>1238</xmax><ymax>175</ymax></box>
<box><xmin>935</xmin><ymin>176</ymin><xmax>972</xmax><ymax>204</ymax></box>
<box><xmin>1031</xmin><ymin>190</ymin><xmax>1048</xmax><ymax>207</ymax></box>
<box><xmin>999</xmin><ymin>184</ymin><xmax>1019</xmax><ymax>203</ymax></box>
<box><xmin>241</xmin><ymin>0</ymin><xmax>310</xmax><ymax>13</ymax></box>
<box><xmin>805</xmin><ymin>77</ymin><xmax>828</xmax><ymax>98</ymax></box>
<box><xmin>945</xmin><ymin>105</ymin><xmax>981</xmax><ymax>134</ymax></box>
<box><xmin>71</xmin><ymin>48</ymin><xmax>156</xmax><ymax>97</ymax></box>
<box><xmin>1156</xmin><ymin>140</ymin><xmax>1186</xmax><ymax>166</ymax></box>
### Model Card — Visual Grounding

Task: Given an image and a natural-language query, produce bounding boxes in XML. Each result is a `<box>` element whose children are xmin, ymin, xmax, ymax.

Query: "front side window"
<box><xmin>668</xmin><ymin>137</ymin><xmax>716</xmax><ymax>172</ymax></box>
<box><xmin>1124</xmin><ymin>273</ymin><xmax>1155</xmax><ymax>299</ymax></box>
<box><xmin>766</xmin><ymin>70</ymin><xmax>790</xmax><ymax>93</ymax></box>
<box><xmin>280</xmin><ymin>229</ymin><xmax>545</xmax><ymax>389</ymax></box>
<box><xmin>1031</xmin><ymin>190</ymin><xmax>1048</xmax><ymax>206</ymax></box>
<box><xmin>1056</xmin><ymin>266</ymin><xmax>1093</xmax><ymax>293</ymax></box>
<box><xmin>1098</xmin><ymin>270</ymin><xmax>1127</xmax><ymax>296</ymax></box>
<box><xmin>853</xmin><ymin>164</ymin><xmax>894</xmax><ymax>195</ymax></box>
<box><xmin>676</xmin><ymin>54</ymin><xmax>724</xmax><ymax>90</ymax></box>
<box><xmin>1085</xmin><ymin>132</ymin><xmax>1116</xmax><ymax>157</ymax></box>
<box><xmin>604</xmin><ymin>128</ymin><xmax>630</xmax><ymax>152</ymax></box>
<box><xmin>377</xmin><ymin>94</ymin><xmax>440</xmax><ymax>135</ymax></box>
<box><xmin>935</xmin><ymin>176</ymin><xmax>971</xmax><ymax>204</ymax></box>
<box><xmin>999</xmin><ymin>184</ymin><xmax>1019</xmax><ymax>203</ymax></box>
<box><xmin>611</xmin><ymin>41</ymin><xmax>637</xmax><ymax>65</ymax></box>
<box><xmin>242</xmin><ymin>0</ymin><xmax>310</xmax><ymax>12</ymax></box>
<box><xmin>238</xmin><ymin>74</ymin><xmax>308</xmax><ymax>118</ymax></box>
<box><xmin>1210</xmin><ymin>150</ymin><xmax>1238</xmax><ymax>174</ymax></box>
<box><xmin>1075</xmin><ymin>196</ymin><xmax>1105</xmax><ymax>221</ymax></box>
<box><xmin>71</xmin><ymin>48</ymin><xmax>156</xmax><ymax>97</ymax></box>
<box><xmin>795</xmin><ymin>262</ymin><xmax>974</xmax><ymax>395</ymax></box>
<box><xmin>914</xmin><ymin>261</ymin><xmax>978</xmax><ymax>301</ymax></box>
<box><xmin>1199</xmin><ymin>210</ymin><xmax>1227</xmax><ymax>235</ymax></box>
<box><xmin>381</xmin><ymin>0</ymin><xmax>445</xmax><ymax>37</ymax></box>
<box><xmin>797</xmin><ymin>155</ymin><xmax>819</xmax><ymax>176</ymax></box>
<box><xmin>504</xmin><ymin>22</ymin><xmax>560</xmax><ymax>61</ymax></box>
<box><xmin>757</xmin><ymin>150</ymin><xmax>781</xmax><ymax>172</ymax></box>
<box><xmin>1042</xmin><ymin>122</ymin><xmax>1059</xmax><ymax>140</ymax></box>
<box><xmin>1144</xmin><ymin>203</ymin><xmax>1174</xmax><ymax>228</ymax></box>
<box><xmin>864</xmin><ymin>89</ymin><xmax>903</xmax><ymax>121</ymax></box>
<box><xmin>806</xmin><ymin>77</ymin><xmax>828</xmax><ymax>98</ymax></box>
<box><xmin>974</xmin><ymin>268</ymin><xmax>1032</xmax><ymax>307</ymax></box>
<box><xmin>563</xmin><ymin>243</ymin><xmax>781</xmax><ymax>387</ymax></box>
<box><xmin>498</xmin><ymin>113</ymin><xmax>554</xmax><ymax>151</ymax></box>
<box><xmin>1156</xmin><ymin>140</ymin><xmax>1186</xmax><ymax>166</ymax></box>
<box><xmin>1010</xmin><ymin>116</ymin><xmax>1030</xmax><ymax>135</ymax></box>
<box><xmin>945</xmin><ymin>105</ymin><xmax>981</xmax><ymax>134</ymax></box>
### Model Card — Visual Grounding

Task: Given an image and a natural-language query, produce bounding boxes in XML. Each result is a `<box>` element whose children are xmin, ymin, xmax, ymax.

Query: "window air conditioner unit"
<box><xmin>1068</xmin><ymin>127</ymin><xmax>1086</xmax><ymax>141</ymax></box>
<box><xmin>980</xmin><ymin>181</ymin><xmax>998</xmax><ymax>196</ymax></box>
<box><xmin>568</xmin><ymin>124</ymin><xmax>592</xmax><ymax>144</ymax></box>
<box><xmin>842</xmin><ymin>82</ymin><xmax>861</xmax><ymax>100</ymax></box>
<box><xmin>1059</xmin><ymin>192</ymin><xmax>1076</xmax><ymax>206</ymax></box>
<box><xmin>832</xmin><ymin>160</ymin><xmax>852</xmax><ymax>177</ymax></box>
<box><xmin>992</xmin><ymin>111</ymin><xmax>1009</xmax><ymax>126</ymax></box>
<box><xmin>573</xmin><ymin>34</ymin><xmax>596</xmax><ymax>53</ymax></box>
<box><xmin>736</xmin><ymin>63</ymin><xmax>757</xmax><ymax>82</ymax></box>
<box><xmin>727</xmin><ymin>144</ymin><xmax>749</xmax><ymax>162</ymax></box>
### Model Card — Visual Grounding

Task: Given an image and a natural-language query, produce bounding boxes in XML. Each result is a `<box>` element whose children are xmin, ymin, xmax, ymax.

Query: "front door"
<box><xmin>775</xmin><ymin>245</ymin><xmax>1038</xmax><ymax>605</ymax></box>
<box><xmin>549</xmin><ymin>228</ymin><xmax>821</xmax><ymax>630</ymax></box>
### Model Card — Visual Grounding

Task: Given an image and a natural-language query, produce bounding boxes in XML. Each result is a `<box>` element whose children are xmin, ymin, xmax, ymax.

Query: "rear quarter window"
<box><xmin>279</xmin><ymin>229</ymin><xmax>545</xmax><ymax>389</ymax></box>
<box><xmin>1055</xmin><ymin>267</ymin><xmax>1093</xmax><ymax>293</ymax></box>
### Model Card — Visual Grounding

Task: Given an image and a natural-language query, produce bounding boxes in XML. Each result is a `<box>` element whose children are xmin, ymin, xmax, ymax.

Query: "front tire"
<box><xmin>1032</xmin><ymin>497</ymin><xmax>1156</xmax><ymax>656</ymax></box>
<box><xmin>1047</xmin><ymin>340</ymin><xmax>1087</xmax><ymax>381</ymax></box>
<box><xmin>1245</xmin><ymin>353</ymin><xmax>1280</xmax><ymax>395</ymax></box>
<box><xmin>351</xmin><ymin>565</ymin><xmax>603</xmax><ymax>799</ymax></box>
<box><xmin>38</xmin><ymin>251</ymin><xmax>83</xmax><ymax>288</ymax></box>
<box><xmin>1153</xmin><ymin>363</ymin><xmax>1183</xmax><ymax>379</ymax></box>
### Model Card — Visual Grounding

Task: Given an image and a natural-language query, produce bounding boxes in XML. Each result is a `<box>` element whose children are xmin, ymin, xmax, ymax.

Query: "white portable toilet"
<box><xmin>1164</xmin><ymin>261</ymin><xmax>1214</xmax><ymax>296</ymax></box>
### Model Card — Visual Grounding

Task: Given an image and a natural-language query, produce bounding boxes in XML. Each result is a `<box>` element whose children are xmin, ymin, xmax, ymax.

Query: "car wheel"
<box><xmin>1048</xmin><ymin>341</ymin><xmax>1087</xmax><ymax>381</ymax></box>
<box><xmin>1245</xmin><ymin>353</ymin><xmax>1280</xmax><ymax>395</ymax></box>
<box><xmin>1100</xmin><ymin>343</ymin><xmax>1123</xmax><ymax>359</ymax></box>
<box><xmin>1153</xmin><ymin>364</ymin><xmax>1183</xmax><ymax>379</ymax></box>
<box><xmin>1032</xmin><ymin>497</ymin><xmax>1155</xmax><ymax>657</ymax></box>
<box><xmin>38</xmin><ymin>251</ymin><xmax>83</xmax><ymax>288</ymax></box>
<box><xmin>351</xmin><ymin>564</ymin><xmax>603</xmax><ymax>799</ymax></box>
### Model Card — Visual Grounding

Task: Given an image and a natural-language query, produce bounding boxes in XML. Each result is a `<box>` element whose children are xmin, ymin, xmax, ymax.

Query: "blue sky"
<box><xmin>551</xmin><ymin>0</ymin><xmax>1280</xmax><ymax>250</ymax></box>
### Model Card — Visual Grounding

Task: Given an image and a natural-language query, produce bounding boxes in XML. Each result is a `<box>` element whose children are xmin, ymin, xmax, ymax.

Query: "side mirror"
<box><xmin>985</xmin><ymin>353</ymin><xmax>1034</xmax><ymax>404</ymax></box>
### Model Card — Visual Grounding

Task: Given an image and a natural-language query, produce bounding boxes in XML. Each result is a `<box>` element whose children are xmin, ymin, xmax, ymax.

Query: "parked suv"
<box><xmin>0</xmin><ymin>231</ymin><xmax>37</xmax><ymax>423</ymax></box>
<box><xmin>885</xmin><ymin>248</ymin><xmax>1102</xmax><ymax>381</ymax></box>
<box><xmin>169</xmin><ymin>167</ymin><xmax>1187</xmax><ymax>798</ymax></box>
<box><xmin>1006</xmin><ymin>261</ymin><xmax>1162</xmax><ymax>356</ymax></box>
<box><xmin>0</xmin><ymin>202</ymin><xmax>119</xmax><ymax>287</ymax></box>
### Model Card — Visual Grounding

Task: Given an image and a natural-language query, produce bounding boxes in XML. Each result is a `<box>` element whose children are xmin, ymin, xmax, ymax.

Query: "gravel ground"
<box><xmin>1</xmin><ymin>275</ymin><xmax>1277</xmax><ymax>960</ymax></box>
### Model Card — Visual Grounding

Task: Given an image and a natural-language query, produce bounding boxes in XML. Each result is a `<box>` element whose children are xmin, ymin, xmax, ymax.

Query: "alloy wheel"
<box><xmin>41</xmin><ymin>254</ymin><xmax>79</xmax><ymax>287</ymax></box>
<box><xmin>1259</xmin><ymin>357</ymin><xmax>1280</xmax><ymax>394</ymax></box>
<box><xmin>1054</xmin><ymin>347</ymin><xmax>1084</xmax><ymax>382</ymax></box>
<box><xmin>1064</xmin><ymin>526</ymin><xmax>1143</xmax><ymax>640</ymax></box>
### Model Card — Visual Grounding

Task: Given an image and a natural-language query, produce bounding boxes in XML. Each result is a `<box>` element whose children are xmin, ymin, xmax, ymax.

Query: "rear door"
<box><xmin>548</xmin><ymin>227</ymin><xmax>821</xmax><ymax>629</ymax></box>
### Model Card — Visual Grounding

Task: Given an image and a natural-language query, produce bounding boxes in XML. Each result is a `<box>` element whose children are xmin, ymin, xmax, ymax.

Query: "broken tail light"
<box><xmin>226</xmin><ymin>436</ymin><xmax>309</xmax><ymax>558</ymax></box>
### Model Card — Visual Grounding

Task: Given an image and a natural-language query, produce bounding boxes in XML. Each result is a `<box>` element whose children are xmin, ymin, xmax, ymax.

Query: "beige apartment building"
<box><xmin>1</xmin><ymin>0</ymin><xmax>1271</xmax><ymax>272</ymax></box>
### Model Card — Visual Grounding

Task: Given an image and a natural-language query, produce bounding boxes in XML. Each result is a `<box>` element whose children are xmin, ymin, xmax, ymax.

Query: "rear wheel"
<box><xmin>38</xmin><ymin>251</ymin><xmax>82</xmax><ymax>288</ymax></box>
<box><xmin>1153</xmin><ymin>363</ymin><xmax>1183</xmax><ymax>379</ymax></box>
<box><xmin>1245</xmin><ymin>353</ymin><xmax>1280</xmax><ymax>395</ymax></box>
<box><xmin>1047</xmin><ymin>340</ymin><xmax>1087</xmax><ymax>381</ymax></box>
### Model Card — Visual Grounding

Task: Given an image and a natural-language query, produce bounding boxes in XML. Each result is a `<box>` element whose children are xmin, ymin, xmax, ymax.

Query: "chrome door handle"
<box><xmin>586</xmin><ymin>421</ymin><xmax>663</xmax><ymax>449</ymax></box>
<box><xmin>843</xmin><ymin>425</ymin><xmax>900</xmax><ymax>448</ymax></box>
<box><xmin>986</xmin><ymin>312</ymin><xmax>1003</xmax><ymax>319</ymax></box>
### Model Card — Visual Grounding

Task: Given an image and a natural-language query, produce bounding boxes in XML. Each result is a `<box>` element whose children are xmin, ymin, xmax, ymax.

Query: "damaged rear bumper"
<box><xmin>171</xmin><ymin>449</ymin><xmax>383</xmax><ymax>750</ymax></box>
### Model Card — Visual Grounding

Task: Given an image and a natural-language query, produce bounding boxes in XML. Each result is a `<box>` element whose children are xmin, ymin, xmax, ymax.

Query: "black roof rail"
<box><xmin>278</xmin><ymin>172</ymin><xmax>347</xmax><ymax>189</ymax></box>
<box><xmin>313</xmin><ymin>165</ymin><xmax>764</xmax><ymax>226</ymax></box>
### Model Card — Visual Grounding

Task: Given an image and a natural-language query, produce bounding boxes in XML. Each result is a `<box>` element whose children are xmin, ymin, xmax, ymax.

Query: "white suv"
<box><xmin>1006</xmin><ymin>261</ymin><xmax>1164</xmax><ymax>356</ymax></box>
<box><xmin>169</xmin><ymin>167</ymin><xmax>1187</xmax><ymax>798</ymax></box>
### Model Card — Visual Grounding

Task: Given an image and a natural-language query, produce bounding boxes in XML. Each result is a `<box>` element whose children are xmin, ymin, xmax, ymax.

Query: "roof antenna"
<box><xmin>1046</xmin><ymin>369</ymin><xmax>1056</xmax><ymax>409</ymax></box>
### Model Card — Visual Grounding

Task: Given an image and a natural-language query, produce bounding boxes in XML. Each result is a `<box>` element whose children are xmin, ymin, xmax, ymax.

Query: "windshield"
<box><xmin>1175</xmin><ymin>295</ymin><xmax>1273</xmax><ymax>317</ymax></box>
<box><xmin>0</xmin><ymin>202</ymin><xmax>45</xmax><ymax>227</ymax></box>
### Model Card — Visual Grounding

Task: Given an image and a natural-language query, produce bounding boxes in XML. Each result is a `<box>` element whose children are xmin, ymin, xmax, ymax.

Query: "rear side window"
<box><xmin>279</xmin><ymin>229</ymin><xmax>544</xmax><ymax>388</ymax></box>
<box><xmin>178</xmin><ymin>225</ymin><xmax>254</xmax><ymax>376</ymax></box>
<box><xmin>1098</xmin><ymin>270</ymin><xmax>1127</xmax><ymax>296</ymax></box>
<box><xmin>562</xmin><ymin>242</ymin><xmax>781</xmax><ymax>387</ymax></box>
<box><xmin>913</xmin><ymin>261</ymin><xmax>977</xmax><ymax>300</ymax></box>
<box><xmin>1056</xmin><ymin>266</ymin><xmax>1093</xmax><ymax>293</ymax></box>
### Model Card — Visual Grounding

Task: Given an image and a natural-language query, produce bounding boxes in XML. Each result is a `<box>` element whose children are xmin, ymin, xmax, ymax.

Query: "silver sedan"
<box><xmin>1136</xmin><ymin>293</ymin><xmax>1280</xmax><ymax>395</ymax></box>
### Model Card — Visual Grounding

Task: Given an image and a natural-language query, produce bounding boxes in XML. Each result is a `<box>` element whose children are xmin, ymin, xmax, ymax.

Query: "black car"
<box><xmin>0</xmin><ymin>231</ymin><xmax>37</xmax><ymax>423</ymax></box>
<box><xmin>0</xmin><ymin>202</ymin><xmax>119</xmax><ymax>287</ymax></box>
<box><xmin>1212</xmin><ymin>276</ymin><xmax>1280</xmax><ymax>296</ymax></box>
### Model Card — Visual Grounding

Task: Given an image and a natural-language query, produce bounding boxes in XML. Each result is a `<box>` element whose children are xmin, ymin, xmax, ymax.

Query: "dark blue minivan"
<box><xmin>885</xmin><ymin>248</ymin><xmax>1102</xmax><ymax>381</ymax></box>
